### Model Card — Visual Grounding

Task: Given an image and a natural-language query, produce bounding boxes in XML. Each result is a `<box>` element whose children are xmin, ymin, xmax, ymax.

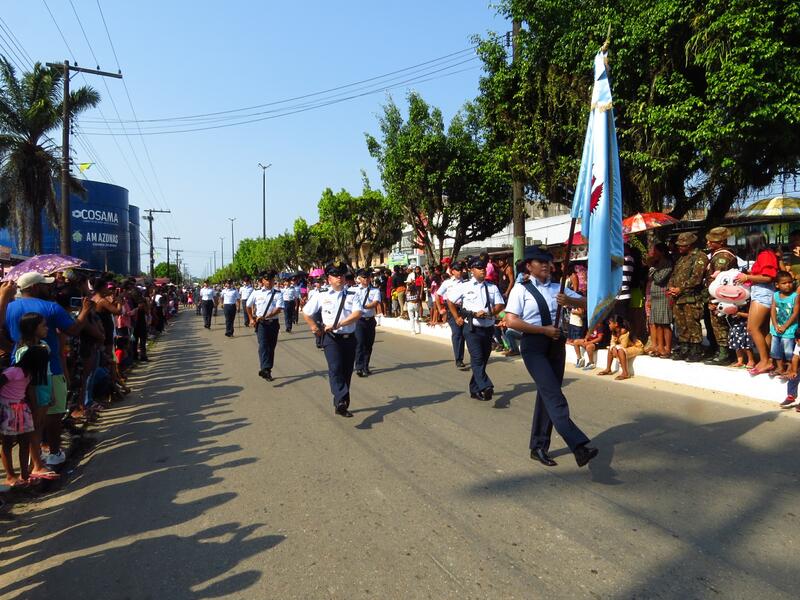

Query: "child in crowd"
<box><xmin>14</xmin><ymin>313</ymin><xmax>59</xmax><ymax>481</ymax></box>
<box><xmin>728</xmin><ymin>301</ymin><xmax>756</xmax><ymax>368</ymax></box>
<box><xmin>567</xmin><ymin>306</ymin><xmax>587</xmax><ymax>366</ymax></box>
<box><xmin>113</xmin><ymin>337</ymin><xmax>132</xmax><ymax>394</ymax></box>
<box><xmin>1</xmin><ymin>339</ymin><xmax>52</xmax><ymax>487</ymax></box>
<box><xmin>574</xmin><ymin>323</ymin><xmax>606</xmax><ymax>371</ymax></box>
<box><xmin>770</xmin><ymin>271</ymin><xmax>798</xmax><ymax>376</ymax></box>
<box><xmin>406</xmin><ymin>283</ymin><xmax>421</xmax><ymax>334</ymax></box>
<box><xmin>782</xmin><ymin>343</ymin><xmax>800</xmax><ymax>411</ymax></box>
<box><xmin>598</xmin><ymin>316</ymin><xmax>643</xmax><ymax>380</ymax></box>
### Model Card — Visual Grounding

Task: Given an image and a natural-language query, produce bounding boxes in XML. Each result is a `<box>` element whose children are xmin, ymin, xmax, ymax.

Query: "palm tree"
<box><xmin>0</xmin><ymin>57</ymin><xmax>99</xmax><ymax>254</ymax></box>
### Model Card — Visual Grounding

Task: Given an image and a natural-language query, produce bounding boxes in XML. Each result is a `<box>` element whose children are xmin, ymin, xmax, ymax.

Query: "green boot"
<box><xmin>685</xmin><ymin>343</ymin><xmax>705</xmax><ymax>363</ymax></box>
<box><xmin>705</xmin><ymin>347</ymin><xmax>730</xmax><ymax>366</ymax></box>
<box><xmin>671</xmin><ymin>343</ymin><xmax>688</xmax><ymax>360</ymax></box>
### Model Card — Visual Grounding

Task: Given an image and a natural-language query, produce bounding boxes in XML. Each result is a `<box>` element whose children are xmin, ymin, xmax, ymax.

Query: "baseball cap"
<box><xmin>17</xmin><ymin>272</ymin><xmax>55</xmax><ymax>290</ymax></box>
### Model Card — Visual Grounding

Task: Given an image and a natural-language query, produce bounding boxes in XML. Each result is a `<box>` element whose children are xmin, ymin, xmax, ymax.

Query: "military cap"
<box><xmin>356</xmin><ymin>268</ymin><xmax>372</xmax><ymax>278</ymax></box>
<box><xmin>705</xmin><ymin>227</ymin><xmax>730</xmax><ymax>243</ymax></box>
<box><xmin>259</xmin><ymin>270</ymin><xmax>277</xmax><ymax>280</ymax></box>
<box><xmin>325</xmin><ymin>261</ymin><xmax>348</xmax><ymax>276</ymax></box>
<box><xmin>675</xmin><ymin>232</ymin><xmax>698</xmax><ymax>246</ymax></box>
<box><xmin>469</xmin><ymin>257</ymin><xmax>487</xmax><ymax>269</ymax></box>
<box><xmin>525</xmin><ymin>246</ymin><xmax>554</xmax><ymax>262</ymax></box>
<box><xmin>450</xmin><ymin>261</ymin><xmax>466</xmax><ymax>271</ymax></box>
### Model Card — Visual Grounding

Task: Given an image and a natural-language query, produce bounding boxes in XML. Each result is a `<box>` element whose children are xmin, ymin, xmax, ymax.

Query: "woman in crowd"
<box><xmin>736</xmin><ymin>232</ymin><xmax>778</xmax><ymax>374</ymax></box>
<box><xmin>646</xmin><ymin>242</ymin><xmax>674</xmax><ymax>358</ymax></box>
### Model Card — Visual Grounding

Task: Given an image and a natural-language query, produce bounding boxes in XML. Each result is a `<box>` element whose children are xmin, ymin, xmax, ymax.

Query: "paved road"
<box><xmin>1</xmin><ymin>313</ymin><xmax>798</xmax><ymax>599</ymax></box>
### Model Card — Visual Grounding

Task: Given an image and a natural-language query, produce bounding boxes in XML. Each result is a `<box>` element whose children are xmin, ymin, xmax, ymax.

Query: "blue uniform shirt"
<box><xmin>356</xmin><ymin>285</ymin><xmax>381</xmax><ymax>318</ymax></box>
<box><xmin>446</xmin><ymin>278</ymin><xmax>505</xmax><ymax>328</ymax></box>
<box><xmin>247</xmin><ymin>287</ymin><xmax>285</xmax><ymax>320</ymax></box>
<box><xmin>505</xmin><ymin>277</ymin><xmax>581</xmax><ymax>325</ymax></box>
<box><xmin>302</xmin><ymin>287</ymin><xmax>363</xmax><ymax>334</ymax></box>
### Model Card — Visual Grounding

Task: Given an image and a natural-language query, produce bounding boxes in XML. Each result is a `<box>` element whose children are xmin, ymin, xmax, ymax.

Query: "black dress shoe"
<box><xmin>258</xmin><ymin>370</ymin><xmax>265</xmax><ymax>378</ymax></box>
<box><xmin>530</xmin><ymin>448</ymin><xmax>557</xmax><ymax>466</ymax></box>
<box><xmin>264</xmin><ymin>370</ymin><xmax>274</xmax><ymax>382</ymax></box>
<box><xmin>470</xmin><ymin>391</ymin><xmax>485</xmax><ymax>400</ymax></box>
<box><xmin>335</xmin><ymin>405</ymin><xmax>353</xmax><ymax>418</ymax></box>
<box><xmin>574</xmin><ymin>444</ymin><xmax>599</xmax><ymax>467</ymax></box>
<box><xmin>456</xmin><ymin>361</ymin><xmax>469</xmax><ymax>370</ymax></box>
<box><xmin>364</xmin><ymin>369</ymin><xmax>371</xmax><ymax>377</ymax></box>
<box><xmin>356</xmin><ymin>370</ymin><xmax>365</xmax><ymax>377</ymax></box>
<box><xmin>482</xmin><ymin>387</ymin><xmax>494</xmax><ymax>401</ymax></box>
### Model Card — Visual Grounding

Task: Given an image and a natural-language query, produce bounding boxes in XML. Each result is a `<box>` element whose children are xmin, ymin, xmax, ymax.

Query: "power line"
<box><xmin>0</xmin><ymin>16</ymin><xmax>34</xmax><ymax>66</ymax></box>
<box><xmin>0</xmin><ymin>30</ymin><xmax>31</xmax><ymax>71</ymax></box>
<box><xmin>81</xmin><ymin>46</ymin><xmax>478</xmax><ymax>125</ymax></box>
<box><xmin>80</xmin><ymin>61</ymin><xmax>480</xmax><ymax>136</ymax></box>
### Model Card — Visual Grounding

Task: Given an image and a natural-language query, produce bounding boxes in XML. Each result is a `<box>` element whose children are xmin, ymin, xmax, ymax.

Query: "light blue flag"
<box><xmin>571</xmin><ymin>50</ymin><xmax>624</xmax><ymax>331</ymax></box>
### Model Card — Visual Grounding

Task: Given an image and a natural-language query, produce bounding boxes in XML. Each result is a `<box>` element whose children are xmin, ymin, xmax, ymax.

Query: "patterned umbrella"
<box><xmin>2</xmin><ymin>254</ymin><xmax>86</xmax><ymax>282</ymax></box>
<box><xmin>739</xmin><ymin>196</ymin><xmax>800</xmax><ymax>219</ymax></box>
<box><xmin>622</xmin><ymin>212</ymin><xmax>678</xmax><ymax>235</ymax></box>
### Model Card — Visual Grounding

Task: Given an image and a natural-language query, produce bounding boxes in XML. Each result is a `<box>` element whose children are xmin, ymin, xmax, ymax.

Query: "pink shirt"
<box><xmin>0</xmin><ymin>366</ymin><xmax>29</xmax><ymax>404</ymax></box>
<box><xmin>486</xmin><ymin>261</ymin><xmax>498</xmax><ymax>283</ymax></box>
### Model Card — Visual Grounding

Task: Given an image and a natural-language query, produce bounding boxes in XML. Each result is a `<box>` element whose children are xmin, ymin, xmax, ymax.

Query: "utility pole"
<box><xmin>510</xmin><ymin>19</ymin><xmax>525</xmax><ymax>266</ymax></box>
<box><xmin>174</xmin><ymin>250</ymin><xmax>183</xmax><ymax>283</ymax></box>
<box><xmin>258</xmin><ymin>162</ymin><xmax>271</xmax><ymax>239</ymax></box>
<box><xmin>164</xmin><ymin>236</ymin><xmax>180</xmax><ymax>281</ymax></box>
<box><xmin>143</xmin><ymin>208</ymin><xmax>171</xmax><ymax>277</ymax></box>
<box><xmin>47</xmin><ymin>61</ymin><xmax>122</xmax><ymax>255</ymax></box>
<box><xmin>213</xmin><ymin>251</ymin><xmax>217</xmax><ymax>273</ymax></box>
<box><xmin>228</xmin><ymin>218</ymin><xmax>236</xmax><ymax>262</ymax></box>
<box><xmin>220</xmin><ymin>236</ymin><xmax>225</xmax><ymax>269</ymax></box>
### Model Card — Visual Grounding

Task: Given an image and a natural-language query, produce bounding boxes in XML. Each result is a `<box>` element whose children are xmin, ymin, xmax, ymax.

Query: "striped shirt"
<box><xmin>617</xmin><ymin>254</ymin><xmax>635</xmax><ymax>301</ymax></box>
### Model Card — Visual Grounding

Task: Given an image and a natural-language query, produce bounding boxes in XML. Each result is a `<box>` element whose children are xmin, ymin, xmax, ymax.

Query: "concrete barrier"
<box><xmin>375</xmin><ymin>316</ymin><xmax>787</xmax><ymax>404</ymax></box>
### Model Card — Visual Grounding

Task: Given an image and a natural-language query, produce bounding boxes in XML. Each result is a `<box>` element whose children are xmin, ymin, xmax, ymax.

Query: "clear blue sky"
<box><xmin>3</xmin><ymin>1</ymin><xmax>507</xmax><ymax>276</ymax></box>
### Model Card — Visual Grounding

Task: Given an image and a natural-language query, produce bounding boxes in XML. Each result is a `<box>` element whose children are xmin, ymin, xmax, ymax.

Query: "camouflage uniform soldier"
<box><xmin>668</xmin><ymin>232</ymin><xmax>709</xmax><ymax>362</ymax></box>
<box><xmin>703</xmin><ymin>227</ymin><xmax>738</xmax><ymax>365</ymax></box>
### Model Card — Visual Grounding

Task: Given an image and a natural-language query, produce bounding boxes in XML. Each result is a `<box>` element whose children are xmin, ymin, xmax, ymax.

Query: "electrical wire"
<box><xmin>0</xmin><ymin>16</ymin><xmax>34</xmax><ymax>66</ymax></box>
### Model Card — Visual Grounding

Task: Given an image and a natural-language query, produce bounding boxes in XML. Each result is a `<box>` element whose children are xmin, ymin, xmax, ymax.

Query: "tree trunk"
<box><xmin>32</xmin><ymin>202</ymin><xmax>43</xmax><ymax>255</ymax></box>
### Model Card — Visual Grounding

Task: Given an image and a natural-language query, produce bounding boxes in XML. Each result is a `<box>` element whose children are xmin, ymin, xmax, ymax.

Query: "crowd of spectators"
<box><xmin>0</xmin><ymin>270</ymin><xmax>179</xmax><ymax>489</ymax></box>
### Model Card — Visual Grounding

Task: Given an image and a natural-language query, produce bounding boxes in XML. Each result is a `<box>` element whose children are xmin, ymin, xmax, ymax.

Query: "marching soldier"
<box><xmin>354</xmin><ymin>269</ymin><xmax>381</xmax><ymax>377</ymax></box>
<box><xmin>281</xmin><ymin>278</ymin><xmax>298</xmax><ymax>333</ymax></box>
<box><xmin>437</xmin><ymin>261</ymin><xmax>469</xmax><ymax>370</ymax></box>
<box><xmin>199</xmin><ymin>280</ymin><xmax>216</xmax><ymax>329</ymax></box>
<box><xmin>221</xmin><ymin>279</ymin><xmax>239</xmax><ymax>337</ymax></box>
<box><xmin>447</xmin><ymin>257</ymin><xmax>505</xmax><ymax>401</ymax></box>
<box><xmin>504</xmin><ymin>247</ymin><xmax>598</xmax><ymax>468</ymax></box>
<box><xmin>704</xmin><ymin>227</ymin><xmax>738</xmax><ymax>365</ymax></box>
<box><xmin>246</xmin><ymin>271</ymin><xmax>284</xmax><ymax>381</ymax></box>
<box><xmin>667</xmin><ymin>232</ymin><xmax>709</xmax><ymax>362</ymax></box>
<box><xmin>238</xmin><ymin>276</ymin><xmax>254</xmax><ymax>327</ymax></box>
<box><xmin>302</xmin><ymin>263</ymin><xmax>364</xmax><ymax>417</ymax></box>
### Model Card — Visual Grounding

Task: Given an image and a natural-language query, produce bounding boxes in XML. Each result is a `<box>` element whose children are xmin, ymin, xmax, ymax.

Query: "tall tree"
<box><xmin>154</xmin><ymin>261</ymin><xmax>181</xmax><ymax>283</ymax></box>
<box><xmin>366</xmin><ymin>92</ymin><xmax>511</xmax><ymax>263</ymax></box>
<box><xmin>477</xmin><ymin>0</ymin><xmax>800</xmax><ymax>221</ymax></box>
<box><xmin>0</xmin><ymin>58</ymin><xmax>100</xmax><ymax>253</ymax></box>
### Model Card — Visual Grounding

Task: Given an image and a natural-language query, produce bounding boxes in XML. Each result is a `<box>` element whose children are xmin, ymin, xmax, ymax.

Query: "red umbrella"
<box><xmin>564</xmin><ymin>231</ymin><xmax>587</xmax><ymax>246</ymax></box>
<box><xmin>622</xmin><ymin>212</ymin><xmax>678</xmax><ymax>235</ymax></box>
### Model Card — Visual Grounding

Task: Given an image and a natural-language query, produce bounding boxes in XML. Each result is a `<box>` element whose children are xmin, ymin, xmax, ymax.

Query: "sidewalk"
<box><xmin>375</xmin><ymin>316</ymin><xmax>787</xmax><ymax>404</ymax></box>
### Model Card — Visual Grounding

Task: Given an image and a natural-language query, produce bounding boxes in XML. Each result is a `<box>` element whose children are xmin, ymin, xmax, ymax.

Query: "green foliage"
<box><xmin>366</xmin><ymin>92</ymin><xmax>511</xmax><ymax>262</ymax></box>
<box><xmin>153</xmin><ymin>261</ymin><xmax>182</xmax><ymax>282</ymax></box>
<box><xmin>0</xmin><ymin>58</ymin><xmax>100</xmax><ymax>253</ymax></box>
<box><xmin>478</xmin><ymin>0</ymin><xmax>800</xmax><ymax>222</ymax></box>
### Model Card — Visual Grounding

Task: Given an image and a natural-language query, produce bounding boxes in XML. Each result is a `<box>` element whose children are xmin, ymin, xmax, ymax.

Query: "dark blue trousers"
<box><xmin>202</xmin><ymin>300</ymin><xmax>214</xmax><ymax>328</ymax></box>
<box><xmin>322</xmin><ymin>333</ymin><xmax>357</xmax><ymax>408</ymax></box>
<box><xmin>241</xmin><ymin>302</ymin><xmax>250</xmax><ymax>327</ymax></box>
<box><xmin>223</xmin><ymin>303</ymin><xmax>236</xmax><ymax>336</ymax></box>
<box><xmin>789</xmin><ymin>377</ymin><xmax>799</xmax><ymax>398</ymax></box>
<box><xmin>284</xmin><ymin>302</ymin><xmax>295</xmax><ymax>331</ymax></box>
<box><xmin>521</xmin><ymin>334</ymin><xmax>590</xmax><ymax>452</ymax></box>
<box><xmin>355</xmin><ymin>317</ymin><xmax>376</xmax><ymax>372</ymax></box>
<box><xmin>447</xmin><ymin>314</ymin><xmax>465</xmax><ymax>363</ymax></box>
<box><xmin>464</xmin><ymin>325</ymin><xmax>494</xmax><ymax>394</ymax></box>
<box><xmin>255</xmin><ymin>320</ymin><xmax>279</xmax><ymax>371</ymax></box>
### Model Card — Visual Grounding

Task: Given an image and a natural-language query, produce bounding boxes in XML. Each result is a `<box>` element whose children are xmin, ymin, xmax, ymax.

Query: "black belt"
<box><xmin>330</xmin><ymin>332</ymin><xmax>352</xmax><ymax>339</ymax></box>
<box><xmin>360</xmin><ymin>316</ymin><xmax>375</xmax><ymax>321</ymax></box>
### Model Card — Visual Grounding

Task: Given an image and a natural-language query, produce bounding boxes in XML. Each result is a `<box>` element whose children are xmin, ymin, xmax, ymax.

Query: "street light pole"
<box><xmin>258</xmin><ymin>162</ymin><xmax>272</xmax><ymax>239</ymax></box>
<box><xmin>228</xmin><ymin>217</ymin><xmax>236</xmax><ymax>262</ymax></box>
<box><xmin>220</xmin><ymin>236</ymin><xmax>225</xmax><ymax>269</ymax></box>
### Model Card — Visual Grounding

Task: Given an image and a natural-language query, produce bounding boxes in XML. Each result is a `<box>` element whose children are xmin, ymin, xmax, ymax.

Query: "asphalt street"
<box><xmin>1</xmin><ymin>311</ymin><xmax>798</xmax><ymax>599</ymax></box>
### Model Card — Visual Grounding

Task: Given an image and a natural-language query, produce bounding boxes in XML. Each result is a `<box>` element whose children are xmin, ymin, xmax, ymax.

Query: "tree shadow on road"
<box><xmin>0</xmin><ymin>319</ymin><xmax>284</xmax><ymax>599</ymax></box>
<box><xmin>462</xmin><ymin>409</ymin><xmax>797</xmax><ymax>597</ymax></box>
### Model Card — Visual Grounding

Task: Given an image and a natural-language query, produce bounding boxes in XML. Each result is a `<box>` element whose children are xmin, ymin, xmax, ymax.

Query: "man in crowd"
<box><xmin>247</xmin><ymin>271</ymin><xmax>284</xmax><ymax>381</ymax></box>
<box><xmin>302</xmin><ymin>263</ymin><xmax>363</xmax><ymax>418</ymax></box>
<box><xmin>354</xmin><ymin>268</ymin><xmax>381</xmax><ymax>378</ymax></box>
<box><xmin>668</xmin><ymin>232</ymin><xmax>709</xmax><ymax>362</ymax></box>
<box><xmin>704</xmin><ymin>227</ymin><xmax>738</xmax><ymax>365</ymax></box>
<box><xmin>447</xmin><ymin>257</ymin><xmax>505</xmax><ymax>401</ymax></box>
<box><xmin>221</xmin><ymin>280</ymin><xmax>239</xmax><ymax>337</ymax></box>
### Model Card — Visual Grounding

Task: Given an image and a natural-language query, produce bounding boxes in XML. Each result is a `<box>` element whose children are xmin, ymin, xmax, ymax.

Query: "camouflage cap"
<box><xmin>705</xmin><ymin>227</ymin><xmax>730</xmax><ymax>243</ymax></box>
<box><xmin>675</xmin><ymin>232</ymin><xmax>698</xmax><ymax>246</ymax></box>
